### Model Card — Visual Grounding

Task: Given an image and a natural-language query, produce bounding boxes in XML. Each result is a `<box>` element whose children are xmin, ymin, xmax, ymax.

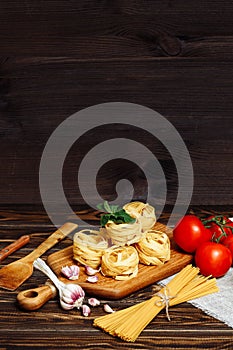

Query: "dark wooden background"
<box><xmin>1</xmin><ymin>3</ymin><xmax>233</xmax><ymax>348</ymax></box>
<box><xmin>0</xmin><ymin>1</ymin><xmax>233</xmax><ymax>209</ymax></box>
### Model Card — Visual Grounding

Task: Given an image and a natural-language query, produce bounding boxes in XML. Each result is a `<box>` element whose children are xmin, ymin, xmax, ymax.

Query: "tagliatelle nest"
<box><xmin>134</xmin><ymin>229</ymin><xmax>170</xmax><ymax>266</ymax></box>
<box><xmin>105</xmin><ymin>218</ymin><xmax>143</xmax><ymax>246</ymax></box>
<box><xmin>123</xmin><ymin>202</ymin><xmax>156</xmax><ymax>232</ymax></box>
<box><xmin>73</xmin><ymin>229</ymin><xmax>108</xmax><ymax>269</ymax></box>
<box><xmin>101</xmin><ymin>246</ymin><xmax>139</xmax><ymax>280</ymax></box>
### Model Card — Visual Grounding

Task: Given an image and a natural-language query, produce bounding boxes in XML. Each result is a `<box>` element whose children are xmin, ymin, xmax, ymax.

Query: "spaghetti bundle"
<box><xmin>105</xmin><ymin>218</ymin><xmax>142</xmax><ymax>246</ymax></box>
<box><xmin>123</xmin><ymin>201</ymin><xmax>156</xmax><ymax>232</ymax></box>
<box><xmin>94</xmin><ymin>265</ymin><xmax>219</xmax><ymax>342</ymax></box>
<box><xmin>73</xmin><ymin>229</ymin><xmax>108</xmax><ymax>269</ymax></box>
<box><xmin>101</xmin><ymin>246</ymin><xmax>139</xmax><ymax>280</ymax></box>
<box><xmin>134</xmin><ymin>229</ymin><xmax>170</xmax><ymax>265</ymax></box>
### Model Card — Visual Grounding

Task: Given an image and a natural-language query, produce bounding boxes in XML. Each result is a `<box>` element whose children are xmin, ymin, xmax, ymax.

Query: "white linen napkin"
<box><xmin>159</xmin><ymin>267</ymin><xmax>233</xmax><ymax>328</ymax></box>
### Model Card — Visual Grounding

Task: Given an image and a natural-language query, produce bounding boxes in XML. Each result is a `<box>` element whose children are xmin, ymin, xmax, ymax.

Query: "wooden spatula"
<box><xmin>0</xmin><ymin>222</ymin><xmax>77</xmax><ymax>291</ymax></box>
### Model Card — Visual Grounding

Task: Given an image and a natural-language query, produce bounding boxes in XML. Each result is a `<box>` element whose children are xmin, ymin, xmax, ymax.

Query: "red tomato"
<box><xmin>195</xmin><ymin>242</ymin><xmax>232</xmax><ymax>277</ymax></box>
<box><xmin>222</xmin><ymin>235</ymin><xmax>233</xmax><ymax>263</ymax></box>
<box><xmin>173</xmin><ymin>215</ymin><xmax>212</xmax><ymax>253</ymax></box>
<box><xmin>202</xmin><ymin>215</ymin><xmax>233</xmax><ymax>243</ymax></box>
<box><xmin>224</xmin><ymin>219</ymin><xmax>233</xmax><ymax>235</ymax></box>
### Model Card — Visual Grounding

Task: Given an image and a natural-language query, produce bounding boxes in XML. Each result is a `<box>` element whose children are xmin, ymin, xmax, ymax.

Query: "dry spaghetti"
<box><xmin>101</xmin><ymin>245</ymin><xmax>139</xmax><ymax>280</ymax></box>
<box><xmin>73</xmin><ymin>229</ymin><xmax>108</xmax><ymax>269</ymax></box>
<box><xmin>94</xmin><ymin>264</ymin><xmax>219</xmax><ymax>342</ymax></box>
<box><xmin>134</xmin><ymin>229</ymin><xmax>170</xmax><ymax>265</ymax></box>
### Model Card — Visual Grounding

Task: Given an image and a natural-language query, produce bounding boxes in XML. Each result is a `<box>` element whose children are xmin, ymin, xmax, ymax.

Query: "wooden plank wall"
<box><xmin>0</xmin><ymin>1</ymin><xmax>233</xmax><ymax>206</ymax></box>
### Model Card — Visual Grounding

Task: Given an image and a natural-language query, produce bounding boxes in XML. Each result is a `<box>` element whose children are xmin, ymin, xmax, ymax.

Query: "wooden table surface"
<box><xmin>0</xmin><ymin>206</ymin><xmax>233</xmax><ymax>350</ymax></box>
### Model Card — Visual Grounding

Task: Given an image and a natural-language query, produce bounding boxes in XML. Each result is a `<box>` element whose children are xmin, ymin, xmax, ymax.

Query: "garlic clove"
<box><xmin>85</xmin><ymin>265</ymin><xmax>100</xmax><ymax>276</ymax></box>
<box><xmin>103</xmin><ymin>304</ymin><xmax>115</xmax><ymax>313</ymax></box>
<box><xmin>88</xmin><ymin>297</ymin><xmax>100</xmax><ymax>307</ymax></box>
<box><xmin>60</xmin><ymin>299</ymin><xmax>75</xmax><ymax>310</ymax></box>
<box><xmin>60</xmin><ymin>283</ymin><xmax>85</xmax><ymax>310</ymax></box>
<box><xmin>61</xmin><ymin>265</ymin><xmax>80</xmax><ymax>280</ymax></box>
<box><xmin>65</xmin><ymin>283</ymin><xmax>85</xmax><ymax>298</ymax></box>
<box><xmin>81</xmin><ymin>304</ymin><xmax>91</xmax><ymax>317</ymax></box>
<box><xmin>62</xmin><ymin>295</ymin><xmax>75</xmax><ymax>304</ymax></box>
<box><xmin>86</xmin><ymin>275</ymin><xmax>98</xmax><ymax>283</ymax></box>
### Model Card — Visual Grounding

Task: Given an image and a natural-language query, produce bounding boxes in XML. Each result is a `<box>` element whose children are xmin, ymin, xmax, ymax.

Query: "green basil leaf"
<box><xmin>99</xmin><ymin>208</ymin><xmax>135</xmax><ymax>227</ymax></box>
<box><xmin>97</xmin><ymin>201</ymin><xmax>122</xmax><ymax>214</ymax></box>
<box><xmin>110</xmin><ymin>205</ymin><xmax>122</xmax><ymax>213</ymax></box>
<box><xmin>96</xmin><ymin>203</ymin><xmax>105</xmax><ymax>212</ymax></box>
<box><xmin>103</xmin><ymin>201</ymin><xmax>112</xmax><ymax>213</ymax></box>
<box><xmin>100</xmin><ymin>214</ymin><xmax>110</xmax><ymax>227</ymax></box>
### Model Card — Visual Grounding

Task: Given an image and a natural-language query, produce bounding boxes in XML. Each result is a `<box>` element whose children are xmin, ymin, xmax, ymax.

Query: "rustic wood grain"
<box><xmin>0</xmin><ymin>222</ymin><xmax>77</xmax><ymax>291</ymax></box>
<box><xmin>0</xmin><ymin>206</ymin><xmax>233</xmax><ymax>349</ymax></box>
<box><xmin>46</xmin><ymin>223</ymin><xmax>192</xmax><ymax>299</ymax></box>
<box><xmin>1</xmin><ymin>1</ymin><xmax>233</xmax><ymax>55</ymax></box>
<box><xmin>1</xmin><ymin>56</ymin><xmax>233</xmax><ymax>205</ymax></box>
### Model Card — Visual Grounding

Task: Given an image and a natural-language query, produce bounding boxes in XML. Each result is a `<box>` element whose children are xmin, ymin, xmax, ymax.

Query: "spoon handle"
<box><xmin>26</xmin><ymin>222</ymin><xmax>78</xmax><ymax>262</ymax></box>
<box><xmin>33</xmin><ymin>258</ymin><xmax>65</xmax><ymax>292</ymax></box>
<box><xmin>0</xmin><ymin>235</ymin><xmax>30</xmax><ymax>262</ymax></box>
<box><xmin>17</xmin><ymin>282</ymin><xmax>57</xmax><ymax>310</ymax></box>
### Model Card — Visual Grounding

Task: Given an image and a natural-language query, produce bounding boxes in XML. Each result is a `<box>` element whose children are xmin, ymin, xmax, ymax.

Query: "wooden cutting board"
<box><xmin>47</xmin><ymin>223</ymin><xmax>193</xmax><ymax>299</ymax></box>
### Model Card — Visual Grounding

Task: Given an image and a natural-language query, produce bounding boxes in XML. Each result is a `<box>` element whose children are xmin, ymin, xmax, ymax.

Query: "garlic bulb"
<box><xmin>61</xmin><ymin>265</ymin><xmax>80</xmax><ymax>280</ymax></box>
<box><xmin>123</xmin><ymin>201</ymin><xmax>156</xmax><ymax>232</ymax></box>
<box><xmin>59</xmin><ymin>283</ymin><xmax>85</xmax><ymax>310</ymax></box>
<box><xmin>33</xmin><ymin>258</ymin><xmax>85</xmax><ymax>311</ymax></box>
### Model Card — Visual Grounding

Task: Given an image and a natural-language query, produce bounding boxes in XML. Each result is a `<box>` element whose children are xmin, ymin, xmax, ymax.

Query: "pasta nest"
<box><xmin>134</xmin><ymin>229</ymin><xmax>170</xmax><ymax>266</ymax></box>
<box><xmin>123</xmin><ymin>201</ymin><xmax>156</xmax><ymax>232</ymax></box>
<box><xmin>101</xmin><ymin>245</ymin><xmax>139</xmax><ymax>280</ymax></box>
<box><xmin>73</xmin><ymin>229</ymin><xmax>108</xmax><ymax>269</ymax></box>
<box><xmin>105</xmin><ymin>218</ymin><xmax>143</xmax><ymax>246</ymax></box>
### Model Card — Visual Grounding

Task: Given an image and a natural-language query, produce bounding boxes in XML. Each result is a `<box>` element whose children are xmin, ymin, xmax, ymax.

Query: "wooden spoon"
<box><xmin>0</xmin><ymin>235</ymin><xmax>30</xmax><ymax>262</ymax></box>
<box><xmin>17</xmin><ymin>282</ymin><xmax>57</xmax><ymax>311</ymax></box>
<box><xmin>0</xmin><ymin>222</ymin><xmax>77</xmax><ymax>291</ymax></box>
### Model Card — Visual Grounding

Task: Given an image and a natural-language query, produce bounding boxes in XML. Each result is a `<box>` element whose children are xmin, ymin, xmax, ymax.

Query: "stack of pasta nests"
<box><xmin>73</xmin><ymin>202</ymin><xmax>170</xmax><ymax>280</ymax></box>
